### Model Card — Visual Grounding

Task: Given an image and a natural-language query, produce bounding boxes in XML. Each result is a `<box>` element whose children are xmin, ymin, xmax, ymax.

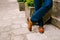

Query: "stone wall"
<box><xmin>51</xmin><ymin>0</ymin><xmax>60</xmax><ymax>28</ymax></box>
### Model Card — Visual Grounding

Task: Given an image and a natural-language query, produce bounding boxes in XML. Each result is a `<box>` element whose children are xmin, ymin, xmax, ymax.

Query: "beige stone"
<box><xmin>0</xmin><ymin>32</ymin><xmax>11</xmax><ymax>40</ymax></box>
<box><xmin>11</xmin><ymin>35</ymin><xmax>24</xmax><ymax>40</ymax></box>
<box><xmin>11</xmin><ymin>28</ymin><xmax>30</xmax><ymax>35</ymax></box>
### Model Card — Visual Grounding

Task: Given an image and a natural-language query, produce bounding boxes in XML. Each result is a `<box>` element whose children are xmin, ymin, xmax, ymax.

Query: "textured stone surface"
<box><xmin>26</xmin><ymin>25</ymin><xmax>60</xmax><ymax>40</ymax></box>
<box><xmin>0</xmin><ymin>32</ymin><xmax>11</xmax><ymax>40</ymax></box>
<box><xmin>51</xmin><ymin>1</ymin><xmax>60</xmax><ymax>28</ymax></box>
<box><xmin>11</xmin><ymin>35</ymin><xmax>27</xmax><ymax>40</ymax></box>
<box><xmin>51</xmin><ymin>16</ymin><xmax>60</xmax><ymax>28</ymax></box>
<box><xmin>18</xmin><ymin>2</ymin><xmax>25</xmax><ymax>11</ymax></box>
<box><xmin>0</xmin><ymin>0</ymin><xmax>27</xmax><ymax>40</ymax></box>
<box><xmin>0</xmin><ymin>0</ymin><xmax>60</xmax><ymax>40</ymax></box>
<box><xmin>25</xmin><ymin>7</ymin><xmax>35</xmax><ymax>18</ymax></box>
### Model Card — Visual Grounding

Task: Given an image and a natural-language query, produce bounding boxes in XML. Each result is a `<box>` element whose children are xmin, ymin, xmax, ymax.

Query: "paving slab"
<box><xmin>26</xmin><ymin>25</ymin><xmax>60</xmax><ymax>40</ymax></box>
<box><xmin>0</xmin><ymin>0</ymin><xmax>60</xmax><ymax>40</ymax></box>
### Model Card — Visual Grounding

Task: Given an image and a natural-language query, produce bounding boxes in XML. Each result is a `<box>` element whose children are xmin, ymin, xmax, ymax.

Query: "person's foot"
<box><xmin>38</xmin><ymin>27</ymin><xmax>44</xmax><ymax>33</ymax></box>
<box><xmin>28</xmin><ymin>18</ymin><xmax>33</xmax><ymax>31</ymax></box>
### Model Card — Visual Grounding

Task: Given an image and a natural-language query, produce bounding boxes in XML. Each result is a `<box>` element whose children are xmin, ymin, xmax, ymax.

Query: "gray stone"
<box><xmin>51</xmin><ymin>16</ymin><xmax>60</xmax><ymax>28</ymax></box>
<box><xmin>43</xmin><ymin>9</ymin><xmax>52</xmax><ymax>24</ymax></box>
<box><xmin>51</xmin><ymin>1</ymin><xmax>60</xmax><ymax>28</ymax></box>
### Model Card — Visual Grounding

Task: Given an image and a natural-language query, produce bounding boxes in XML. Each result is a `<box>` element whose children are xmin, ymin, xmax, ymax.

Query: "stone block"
<box><xmin>51</xmin><ymin>16</ymin><xmax>60</xmax><ymax>29</ymax></box>
<box><xmin>25</xmin><ymin>6</ymin><xmax>35</xmax><ymax>18</ymax></box>
<box><xmin>11</xmin><ymin>28</ymin><xmax>30</xmax><ymax>35</ymax></box>
<box><xmin>43</xmin><ymin>9</ymin><xmax>52</xmax><ymax>24</ymax></box>
<box><xmin>51</xmin><ymin>1</ymin><xmax>60</xmax><ymax>28</ymax></box>
<box><xmin>11</xmin><ymin>35</ymin><xmax>24</xmax><ymax>40</ymax></box>
<box><xmin>0</xmin><ymin>32</ymin><xmax>11</xmax><ymax>40</ymax></box>
<box><xmin>26</xmin><ymin>25</ymin><xmax>60</xmax><ymax>40</ymax></box>
<box><xmin>18</xmin><ymin>2</ymin><xmax>25</xmax><ymax>11</ymax></box>
<box><xmin>26</xmin><ymin>33</ymin><xmax>47</xmax><ymax>40</ymax></box>
<box><xmin>52</xmin><ymin>1</ymin><xmax>60</xmax><ymax>15</ymax></box>
<box><xmin>0</xmin><ymin>25</ymin><xmax>12</xmax><ymax>33</ymax></box>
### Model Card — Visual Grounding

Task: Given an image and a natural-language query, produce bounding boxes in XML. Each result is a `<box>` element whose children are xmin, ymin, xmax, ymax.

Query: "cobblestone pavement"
<box><xmin>0</xmin><ymin>0</ymin><xmax>60</xmax><ymax>40</ymax></box>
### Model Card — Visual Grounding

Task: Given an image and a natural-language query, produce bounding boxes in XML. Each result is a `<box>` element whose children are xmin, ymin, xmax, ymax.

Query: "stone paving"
<box><xmin>0</xmin><ymin>0</ymin><xmax>60</xmax><ymax>40</ymax></box>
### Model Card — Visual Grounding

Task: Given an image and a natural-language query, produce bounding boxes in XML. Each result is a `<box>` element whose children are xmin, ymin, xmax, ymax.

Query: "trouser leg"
<box><xmin>38</xmin><ymin>18</ymin><xmax>43</xmax><ymax>27</ymax></box>
<box><xmin>30</xmin><ymin>0</ymin><xmax>42</xmax><ymax>23</ymax></box>
<box><xmin>31</xmin><ymin>0</ymin><xmax>52</xmax><ymax>26</ymax></box>
<box><xmin>34</xmin><ymin>0</ymin><xmax>42</xmax><ymax>11</ymax></box>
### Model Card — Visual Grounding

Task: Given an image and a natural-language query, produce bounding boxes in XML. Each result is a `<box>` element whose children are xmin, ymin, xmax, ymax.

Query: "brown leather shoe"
<box><xmin>38</xmin><ymin>27</ymin><xmax>44</xmax><ymax>33</ymax></box>
<box><xmin>28</xmin><ymin>18</ymin><xmax>33</xmax><ymax>31</ymax></box>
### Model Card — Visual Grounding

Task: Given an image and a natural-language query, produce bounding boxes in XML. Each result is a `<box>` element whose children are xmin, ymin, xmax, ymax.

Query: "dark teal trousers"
<box><xmin>31</xmin><ymin>0</ymin><xmax>53</xmax><ymax>27</ymax></box>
